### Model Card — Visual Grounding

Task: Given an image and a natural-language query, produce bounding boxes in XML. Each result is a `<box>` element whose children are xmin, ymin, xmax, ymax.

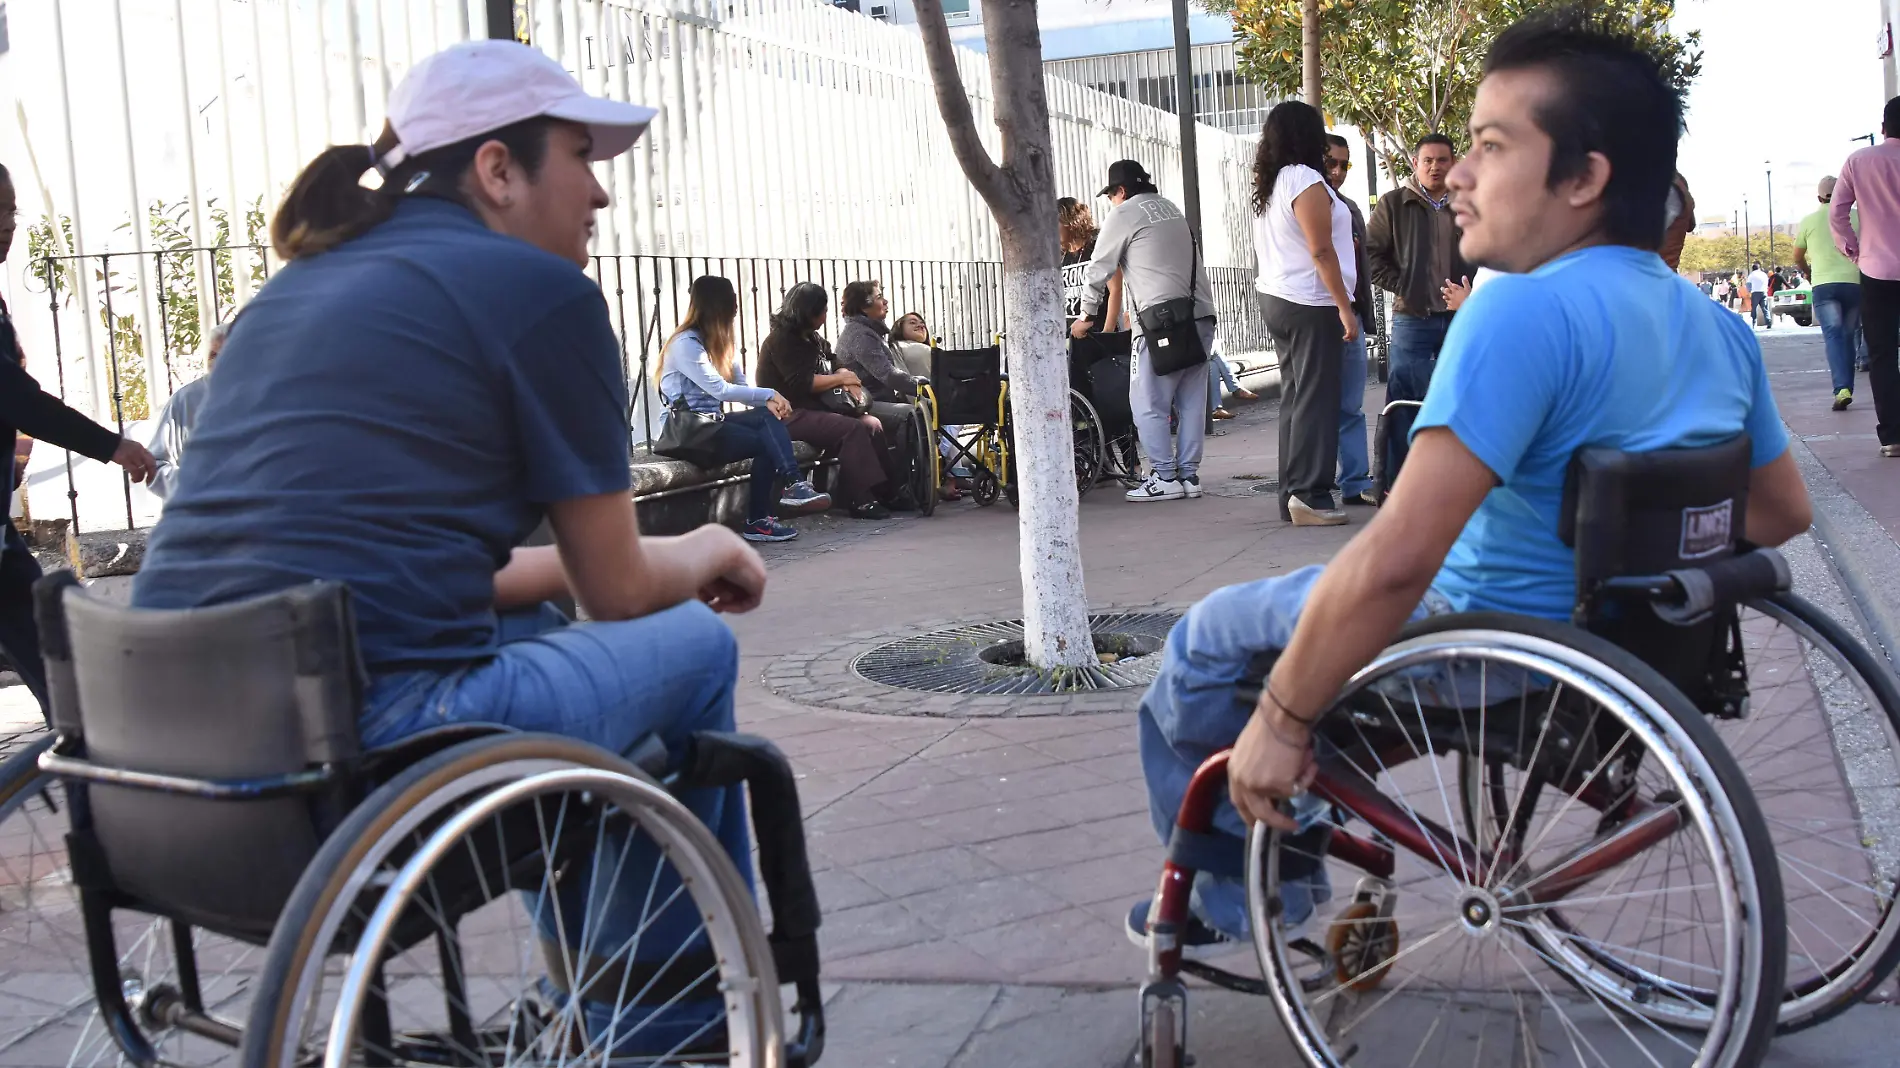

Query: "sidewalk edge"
<box><xmin>1791</xmin><ymin>433</ymin><xmax>1900</xmax><ymax>665</ymax></box>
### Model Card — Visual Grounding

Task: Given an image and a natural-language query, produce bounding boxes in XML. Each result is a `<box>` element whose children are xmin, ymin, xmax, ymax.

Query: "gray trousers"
<box><xmin>1259</xmin><ymin>293</ymin><xmax>1343</xmax><ymax>518</ymax></box>
<box><xmin>1131</xmin><ymin>318</ymin><xmax>1217</xmax><ymax>480</ymax></box>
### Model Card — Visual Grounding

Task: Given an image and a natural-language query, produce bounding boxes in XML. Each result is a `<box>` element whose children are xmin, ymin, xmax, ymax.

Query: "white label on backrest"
<box><xmin>1680</xmin><ymin>499</ymin><xmax>1733</xmax><ymax>560</ymax></box>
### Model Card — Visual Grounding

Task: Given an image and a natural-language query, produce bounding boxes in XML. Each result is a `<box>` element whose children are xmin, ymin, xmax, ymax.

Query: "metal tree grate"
<box><xmin>851</xmin><ymin>611</ymin><xmax>1181</xmax><ymax>695</ymax></box>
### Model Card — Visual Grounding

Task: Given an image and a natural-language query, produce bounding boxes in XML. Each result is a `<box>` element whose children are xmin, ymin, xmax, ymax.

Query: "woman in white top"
<box><xmin>1252</xmin><ymin>100</ymin><xmax>1360</xmax><ymax>527</ymax></box>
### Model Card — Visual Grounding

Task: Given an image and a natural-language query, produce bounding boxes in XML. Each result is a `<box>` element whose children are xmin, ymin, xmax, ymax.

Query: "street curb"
<box><xmin>1790</xmin><ymin>433</ymin><xmax>1900</xmax><ymax>666</ymax></box>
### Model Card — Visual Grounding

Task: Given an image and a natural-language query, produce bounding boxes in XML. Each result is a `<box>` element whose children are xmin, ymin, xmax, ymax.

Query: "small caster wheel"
<box><xmin>972</xmin><ymin>470</ymin><xmax>999</xmax><ymax>506</ymax></box>
<box><xmin>1327</xmin><ymin>901</ymin><xmax>1400</xmax><ymax>991</ymax></box>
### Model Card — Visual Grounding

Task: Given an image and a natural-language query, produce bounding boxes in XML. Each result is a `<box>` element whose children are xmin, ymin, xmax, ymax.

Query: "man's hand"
<box><xmin>766</xmin><ymin>392</ymin><xmax>793</xmax><ymax>420</ymax></box>
<box><xmin>1070</xmin><ymin>317</ymin><xmax>1095</xmax><ymax>340</ymax></box>
<box><xmin>1229</xmin><ymin>702</ymin><xmax>1317</xmax><ymax>833</ymax></box>
<box><xmin>112</xmin><ymin>439</ymin><xmax>157</xmax><ymax>485</ymax></box>
<box><xmin>1442</xmin><ymin>276</ymin><xmax>1473</xmax><ymax>311</ymax></box>
<box><xmin>1338</xmin><ymin>306</ymin><xmax>1361</xmax><ymax>343</ymax></box>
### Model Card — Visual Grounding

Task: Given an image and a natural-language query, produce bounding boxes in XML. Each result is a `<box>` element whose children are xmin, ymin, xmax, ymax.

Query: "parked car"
<box><xmin>1773</xmin><ymin>282</ymin><xmax>1813</xmax><ymax>328</ymax></box>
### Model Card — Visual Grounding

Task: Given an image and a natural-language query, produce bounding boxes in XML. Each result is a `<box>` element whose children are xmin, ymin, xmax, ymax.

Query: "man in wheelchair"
<box><xmin>124</xmin><ymin>42</ymin><xmax>775</xmax><ymax>1056</ymax></box>
<box><xmin>1133</xmin><ymin>13</ymin><xmax>1816</xmax><ymax>956</ymax></box>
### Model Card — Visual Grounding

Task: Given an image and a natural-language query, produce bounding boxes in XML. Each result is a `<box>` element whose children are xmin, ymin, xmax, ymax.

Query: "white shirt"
<box><xmin>1470</xmin><ymin>267</ymin><xmax>1504</xmax><ymax>293</ymax></box>
<box><xmin>1253</xmin><ymin>164</ymin><xmax>1357</xmax><ymax>307</ymax></box>
<box><xmin>1747</xmin><ymin>268</ymin><xmax>1769</xmax><ymax>292</ymax></box>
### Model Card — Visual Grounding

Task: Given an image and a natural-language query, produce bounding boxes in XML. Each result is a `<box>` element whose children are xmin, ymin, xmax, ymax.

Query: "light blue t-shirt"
<box><xmin>1415</xmin><ymin>245</ymin><xmax>1788</xmax><ymax>621</ymax></box>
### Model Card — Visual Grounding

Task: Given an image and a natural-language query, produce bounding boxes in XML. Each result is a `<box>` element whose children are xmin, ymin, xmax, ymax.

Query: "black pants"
<box><xmin>0</xmin><ymin>521</ymin><xmax>47</xmax><ymax>721</ymax></box>
<box><xmin>1860</xmin><ymin>273</ymin><xmax>1900</xmax><ymax>446</ymax></box>
<box><xmin>1259</xmin><ymin>293</ymin><xmax>1344</xmax><ymax>517</ymax></box>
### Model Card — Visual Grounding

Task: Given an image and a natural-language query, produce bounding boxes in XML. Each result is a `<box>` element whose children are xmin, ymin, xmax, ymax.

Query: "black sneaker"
<box><xmin>849</xmin><ymin>501</ymin><xmax>891</xmax><ymax>520</ymax></box>
<box><xmin>1124</xmin><ymin>897</ymin><xmax>1243</xmax><ymax>961</ymax></box>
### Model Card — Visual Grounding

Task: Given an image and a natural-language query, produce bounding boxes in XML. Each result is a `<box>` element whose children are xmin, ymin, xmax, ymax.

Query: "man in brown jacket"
<box><xmin>1367</xmin><ymin>133</ymin><xmax>1471</xmax><ymax>386</ymax></box>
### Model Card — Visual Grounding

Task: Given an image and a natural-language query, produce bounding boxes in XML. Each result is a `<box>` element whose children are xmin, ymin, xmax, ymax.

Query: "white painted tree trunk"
<box><xmin>912</xmin><ymin>0</ymin><xmax>1095</xmax><ymax>671</ymax></box>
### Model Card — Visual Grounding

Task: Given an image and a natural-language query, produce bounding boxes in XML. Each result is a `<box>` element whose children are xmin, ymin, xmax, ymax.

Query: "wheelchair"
<box><xmin>0</xmin><ymin>575</ymin><xmax>826</xmax><ymax>1067</ymax></box>
<box><xmin>1136</xmin><ymin>435</ymin><xmax>1900</xmax><ymax>1068</ymax></box>
<box><xmin>1067</xmin><ymin>331</ymin><xmax>1144</xmax><ymax>488</ymax></box>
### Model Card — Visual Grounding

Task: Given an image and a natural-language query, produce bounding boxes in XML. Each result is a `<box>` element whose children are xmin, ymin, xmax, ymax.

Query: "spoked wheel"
<box><xmin>908</xmin><ymin>408</ymin><xmax>938</xmax><ymax>517</ymax></box>
<box><xmin>1248</xmin><ymin>613</ymin><xmax>1784</xmax><ymax>1068</ymax></box>
<box><xmin>0</xmin><ymin>735</ymin><xmax>258</xmax><ymax>1067</ymax></box>
<box><xmin>242</xmin><ymin>735</ymin><xmax>781</xmax><ymax>1068</ymax></box>
<box><xmin>1068</xmin><ymin>389</ymin><xmax>1106</xmax><ymax>498</ymax></box>
<box><xmin>1106</xmin><ymin>430</ymin><xmax>1142</xmax><ymax>487</ymax></box>
<box><xmin>1466</xmin><ymin>593</ymin><xmax>1900</xmax><ymax>1035</ymax></box>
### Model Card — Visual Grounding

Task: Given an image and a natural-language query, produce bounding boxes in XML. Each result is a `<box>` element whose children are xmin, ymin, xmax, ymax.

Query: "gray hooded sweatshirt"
<box><xmin>1079</xmin><ymin>192</ymin><xmax>1217</xmax><ymax>336</ymax></box>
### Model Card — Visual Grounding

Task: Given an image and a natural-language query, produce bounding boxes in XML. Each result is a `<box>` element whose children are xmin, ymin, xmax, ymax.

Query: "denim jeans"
<box><xmin>1387</xmin><ymin>311</ymin><xmax>1452</xmax><ymax>386</ymax></box>
<box><xmin>1337</xmin><ymin>332</ymin><xmax>1373</xmax><ymax>498</ymax></box>
<box><xmin>1138</xmin><ymin>567</ymin><xmax>1453</xmax><ymax>941</ymax></box>
<box><xmin>360</xmin><ymin>600</ymin><xmax>750</xmax><ymax>1053</ymax></box>
<box><xmin>708</xmin><ymin>407</ymin><xmax>801</xmax><ymax>523</ymax></box>
<box><xmin>1751</xmin><ymin>290</ymin><xmax>1770</xmax><ymax>327</ymax></box>
<box><xmin>1814</xmin><ymin>283</ymin><xmax>1864</xmax><ymax>394</ymax></box>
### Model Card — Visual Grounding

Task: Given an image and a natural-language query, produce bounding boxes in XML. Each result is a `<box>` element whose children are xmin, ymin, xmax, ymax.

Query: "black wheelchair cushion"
<box><xmin>1074</xmin><ymin>332</ymin><xmax>1135</xmax><ymax>431</ymax></box>
<box><xmin>1560</xmin><ymin>434</ymin><xmax>1752</xmax><ymax>582</ymax></box>
<box><xmin>931</xmin><ymin>346</ymin><xmax>1003</xmax><ymax>426</ymax></box>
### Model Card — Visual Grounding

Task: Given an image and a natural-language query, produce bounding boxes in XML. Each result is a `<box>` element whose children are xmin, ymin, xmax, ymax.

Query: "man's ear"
<box><xmin>1561</xmin><ymin>151</ymin><xmax>1613</xmax><ymax>211</ymax></box>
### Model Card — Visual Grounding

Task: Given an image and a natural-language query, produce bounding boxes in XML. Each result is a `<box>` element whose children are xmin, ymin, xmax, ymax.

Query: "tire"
<box><xmin>0</xmin><ymin>735</ymin><xmax>259</xmax><ymax>1066</ymax></box>
<box><xmin>1794</xmin><ymin>312</ymin><xmax>1811</xmax><ymax>328</ymax></box>
<box><xmin>1069</xmin><ymin>389</ymin><xmax>1105</xmax><ymax>499</ymax></box>
<box><xmin>1247</xmin><ymin>612</ymin><xmax>1785</xmax><ymax>1068</ymax></box>
<box><xmin>909</xmin><ymin>407</ymin><xmax>938</xmax><ymax>517</ymax></box>
<box><xmin>240</xmin><ymin>734</ymin><xmax>781</xmax><ymax>1068</ymax></box>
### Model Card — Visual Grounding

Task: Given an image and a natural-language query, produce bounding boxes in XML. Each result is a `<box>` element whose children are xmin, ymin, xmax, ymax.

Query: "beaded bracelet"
<box><xmin>1265</xmin><ymin>681</ymin><xmax>1322</xmax><ymax>727</ymax></box>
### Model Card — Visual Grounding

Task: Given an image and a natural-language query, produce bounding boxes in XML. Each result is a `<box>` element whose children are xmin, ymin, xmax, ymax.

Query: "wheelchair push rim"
<box><xmin>247</xmin><ymin>736</ymin><xmax>781</xmax><ymax>1068</ymax></box>
<box><xmin>1246</xmin><ymin>621</ymin><xmax>1784</xmax><ymax>1068</ymax></box>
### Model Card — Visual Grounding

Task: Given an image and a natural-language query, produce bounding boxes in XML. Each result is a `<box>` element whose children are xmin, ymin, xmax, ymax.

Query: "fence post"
<box><xmin>487</xmin><ymin>0</ymin><xmax>516</xmax><ymax>41</ymax></box>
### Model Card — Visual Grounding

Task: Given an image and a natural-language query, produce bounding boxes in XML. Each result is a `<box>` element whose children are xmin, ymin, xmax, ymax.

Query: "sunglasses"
<box><xmin>1325</xmin><ymin>158</ymin><xmax>1352</xmax><ymax>172</ymax></box>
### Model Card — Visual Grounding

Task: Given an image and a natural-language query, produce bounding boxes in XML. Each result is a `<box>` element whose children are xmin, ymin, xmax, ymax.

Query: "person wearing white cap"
<box><xmin>132</xmin><ymin>40</ymin><xmax>761</xmax><ymax>1055</ymax></box>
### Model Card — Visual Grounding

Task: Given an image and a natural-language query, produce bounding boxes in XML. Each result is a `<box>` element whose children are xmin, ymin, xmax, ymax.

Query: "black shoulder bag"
<box><xmin>653</xmin><ymin>396</ymin><xmax>727</xmax><ymax>469</ymax></box>
<box><xmin>1136</xmin><ymin>229</ymin><xmax>1209</xmax><ymax>377</ymax></box>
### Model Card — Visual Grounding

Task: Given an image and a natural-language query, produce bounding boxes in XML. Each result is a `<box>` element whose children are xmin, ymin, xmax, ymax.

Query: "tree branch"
<box><xmin>912</xmin><ymin>0</ymin><xmax>1007</xmax><ymax>207</ymax></box>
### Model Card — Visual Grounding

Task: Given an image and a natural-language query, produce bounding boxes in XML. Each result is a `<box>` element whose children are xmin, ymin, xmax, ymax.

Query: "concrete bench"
<box><xmin>27</xmin><ymin>443</ymin><xmax>841</xmax><ymax>579</ymax></box>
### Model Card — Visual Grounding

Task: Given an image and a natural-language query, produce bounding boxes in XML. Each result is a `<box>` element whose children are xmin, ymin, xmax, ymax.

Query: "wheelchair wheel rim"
<box><xmin>1247</xmin><ymin>630</ymin><xmax>1778</xmax><ymax>1068</ymax></box>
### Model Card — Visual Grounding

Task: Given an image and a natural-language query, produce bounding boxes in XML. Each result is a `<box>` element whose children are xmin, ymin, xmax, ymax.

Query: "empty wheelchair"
<box><xmin>2</xmin><ymin>575</ymin><xmax>825</xmax><ymax>1067</ymax></box>
<box><xmin>1138</xmin><ymin>435</ymin><xmax>1900</xmax><ymax>1067</ymax></box>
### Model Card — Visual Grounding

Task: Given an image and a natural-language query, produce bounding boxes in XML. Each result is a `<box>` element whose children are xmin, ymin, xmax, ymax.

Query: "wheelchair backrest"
<box><xmin>930</xmin><ymin>345</ymin><xmax>1003</xmax><ymax>426</ymax></box>
<box><xmin>1558</xmin><ymin>435</ymin><xmax>1753</xmax><ymax>718</ymax></box>
<box><xmin>37</xmin><ymin>574</ymin><xmax>365</xmax><ymax>940</ymax></box>
<box><xmin>1069</xmin><ymin>331</ymin><xmax>1134</xmax><ymax>429</ymax></box>
<box><xmin>1559</xmin><ymin>434</ymin><xmax>1752</xmax><ymax>585</ymax></box>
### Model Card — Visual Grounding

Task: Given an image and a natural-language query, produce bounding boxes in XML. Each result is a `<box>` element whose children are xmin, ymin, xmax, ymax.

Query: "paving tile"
<box><xmin>953</xmin><ymin>905</ymin><xmax>1116</xmax><ymax>976</ymax></box>
<box><xmin>842</xmin><ymin>759</ymin><xmax>969</xmax><ymax>797</ymax></box>
<box><xmin>1023</xmin><ymin>848</ymin><xmax>1161</xmax><ymax>908</ymax></box>
<box><xmin>917</xmin><ymin>800</ymin><xmax>1077</xmax><ymax>845</ymax></box>
<box><xmin>921</xmin><ymin>743</ymin><xmax>1069</xmax><ymax>778</ymax></box>
<box><xmin>818</xmin><ymin>899</ymin><xmax>943</xmax><ymax>961</ymax></box>
<box><xmin>808</xmin><ymin>820</ymin><xmax>954</xmax><ymax>867</ymax></box>
<box><xmin>1024</xmin><ymin>727</ymin><xmax>1140</xmax><ymax>764</ymax></box>
<box><xmin>946</xmin><ymin>985</ymin><xmax>1136</xmax><ymax>1068</ymax></box>
<box><xmin>913</xmin><ymin>726</ymin><xmax>1018</xmax><ymax>758</ymax></box>
<box><xmin>820</xmin><ymin>982</ymin><xmax>1000</xmax><ymax>1068</ymax></box>
<box><xmin>852</xmin><ymin>844</ymin><xmax>1008</xmax><ymax>899</ymax></box>
<box><xmin>826</xmin><ymin>940</ymin><xmax>1002</xmax><ymax>984</ymax></box>
<box><xmin>1036</xmin><ymin>780</ymin><xmax>1153</xmax><ymax>825</ymax></box>
<box><xmin>895</xmin><ymin>874</ymin><xmax>1070</xmax><ymax>936</ymax></box>
<box><xmin>812</xmin><ymin>866</ymin><xmax>888</xmax><ymax>913</ymax></box>
<box><xmin>974</xmin><ymin>825</ymin><xmax>1123</xmax><ymax>873</ymax></box>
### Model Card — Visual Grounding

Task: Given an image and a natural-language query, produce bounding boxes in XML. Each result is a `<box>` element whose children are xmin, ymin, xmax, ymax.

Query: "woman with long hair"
<box><xmin>1253</xmin><ymin>99</ymin><xmax>1360</xmax><ymax>527</ymax></box>
<box><xmin>756</xmin><ymin>282</ymin><xmax>906</xmax><ymax>518</ymax></box>
<box><xmin>655</xmin><ymin>275</ymin><xmax>831</xmax><ymax>541</ymax></box>
<box><xmin>1059</xmin><ymin>196</ymin><xmax>1122</xmax><ymax>330</ymax></box>
<box><xmin>129</xmin><ymin>41</ymin><xmax>766</xmax><ymax>1055</ymax></box>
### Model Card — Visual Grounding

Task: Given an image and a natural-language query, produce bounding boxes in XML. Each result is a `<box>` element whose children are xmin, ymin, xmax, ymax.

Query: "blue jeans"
<box><xmin>1814</xmin><ymin>283</ymin><xmax>1864</xmax><ymax>394</ymax></box>
<box><xmin>1139</xmin><ymin>567</ymin><xmax>1452</xmax><ymax>940</ymax></box>
<box><xmin>361</xmin><ymin>600</ymin><xmax>751</xmax><ymax>1053</ymax></box>
<box><xmin>708</xmin><ymin>407</ymin><xmax>800</xmax><ymax>524</ymax></box>
<box><xmin>1388</xmin><ymin>312</ymin><xmax>1452</xmax><ymax>387</ymax></box>
<box><xmin>1337</xmin><ymin>333</ymin><xmax>1373</xmax><ymax>497</ymax></box>
<box><xmin>1751</xmin><ymin>290</ymin><xmax>1770</xmax><ymax>327</ymax></box>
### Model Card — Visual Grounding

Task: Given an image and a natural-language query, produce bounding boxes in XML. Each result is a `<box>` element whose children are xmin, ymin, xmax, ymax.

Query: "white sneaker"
<box><xmin>1127</xmin><ymin>475</ymin><xmax>1186</xmax><ymax>502</ymax></box>
<box><xmin>1181</xmin><ymin>475</ymin><xmax>1203</xmax><ymax>499</ymax></box>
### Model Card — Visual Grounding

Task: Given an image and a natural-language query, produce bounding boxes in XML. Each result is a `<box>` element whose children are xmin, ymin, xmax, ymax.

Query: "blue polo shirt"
<box><xmin>133</xmin><ymin>198</ymin><xmax>632</xmax><ymax>670</ymax></box>
<box><xmin>1416</xmin><ymin>245</ymin><xmax>1788</xmax><ymax>620</ymax></box>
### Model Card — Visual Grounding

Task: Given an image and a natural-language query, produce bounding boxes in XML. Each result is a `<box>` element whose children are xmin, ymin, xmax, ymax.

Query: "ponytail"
<box><xmin>270</xmin><ymin>116</ymin><xmax>557</xmax><ymax>262</ymax></box>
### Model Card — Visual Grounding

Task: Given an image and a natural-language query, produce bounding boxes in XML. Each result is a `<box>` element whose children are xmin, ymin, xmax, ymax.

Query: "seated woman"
<box><xmin>656</xmin><ymin>275</ymin><xmax>830</xmax><ymax>542</ymax></box>
<box><xmin>889</xmin><ymin>310</ymin><xmax>964</xmax><ymax>502</ymax></box>
<box><xmin>148</xmin><ymin>321</ymin><xmax>231</xmax><ymax>500</ymax></box>
<box><xmin>130</xmin><ymin>40</ymin><xmax>765</xmax><ymax>1054</ymax></box>
<box><xmin>757</xmin><ymin>282</ymin><xmax>906</xmax><ymax>518</ymax></box>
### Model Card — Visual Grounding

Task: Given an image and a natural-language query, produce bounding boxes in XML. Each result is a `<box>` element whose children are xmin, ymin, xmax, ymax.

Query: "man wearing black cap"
<box><xmin>1071</xmin><ymin>160</ymin><xmax>1218</xmax><ymax>502</ymax></box>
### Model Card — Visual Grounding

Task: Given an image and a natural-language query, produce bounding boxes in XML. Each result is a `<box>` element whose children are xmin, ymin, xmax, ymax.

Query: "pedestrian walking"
<box><xmin>0</xmin><ymin>162</ymin><xmax>158</xmax><ymax>718</ymax></box>
<box><xmin>1072</xmin><ymin>160</ymin><xmax>1218</xmax><ymax>502</ymax></box>
<box><xmin>1747</xmin><ymin>261</ymin><xmax>1771</xmax><ymax>328</ymax></box>
<box><xmin>1834</xmin><ymin>96</ymin><xmax>1900</xmax><ymax>456</ymax></box>
<box><xmin>1366</xmin><ymin>133</ymin><xmax>1469</xmax><ymax>384</ymax></box>
<box><xmin>1323</xmin><ymin>133</ymin><xmax>1378</xmax><ymax>507</ymax></box>
<box><xmin>1252</xmin><ymin>102</ymin><xmax>1358</xmax><ymax>526</ymax></box>
<box><xmin>1799</xmin><ymin>177</ymin><xmax>1864</xmax><ymax>410</ymax></box>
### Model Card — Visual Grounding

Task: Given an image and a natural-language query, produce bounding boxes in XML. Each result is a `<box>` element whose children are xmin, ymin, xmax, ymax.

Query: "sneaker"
<box><xmin>1126</xmin><ymin>474</ymin><xmax>1187</xmax><ymax>502</ymax></box>
<box><xmin>1341</xmin><ymin>490</ymin><xmax>1379</xmax><ymax>507</ymax></box>
<box><xmin>1834</xmin><ymin>389</ymin><xmax>1855</xmax><ymax>412</ymax></box>
<box><xmin>1290</xmin><ymin>497</ymin><xmax>1349</xmax><ymax>526</ymax></box>
<box><xmin>1211</xmin><ymin>407</ymin><xmax>1235</xmax><ymax>420</ymax></box>
<box><xmin>1181</xmin><ymin>475</ymin><xmax>1203</xmax><ymax>499</ymax></box>
<box><xmin>1883</xmin><ymin>444</ymin><xmax>1900</xmax><ymax>459</ymax></box>
<box><xmin>740</xmin><ymin>518</ymin><xmax>798</xmax><ymax>543</ymax></box>
<box><xmin>849</xmin><ymin>501</ymin><xmax>891</xmax><ymax>519</ymax></box>
<box><xmin>778</xmin><ymin>480</ymin><xmax>831</xmax><ymax>515</ymax></box>
<box><xmin>1124</xmin><ymin>898</ymin><xmax>1243</xmax><ymax>961</ymax></box>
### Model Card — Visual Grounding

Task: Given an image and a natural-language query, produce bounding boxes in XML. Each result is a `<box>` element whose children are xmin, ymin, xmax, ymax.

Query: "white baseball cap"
<box><xmin>374</xmin><ymin>39</ymin><xmax>657</xmax><ymax>174</ymax></box>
